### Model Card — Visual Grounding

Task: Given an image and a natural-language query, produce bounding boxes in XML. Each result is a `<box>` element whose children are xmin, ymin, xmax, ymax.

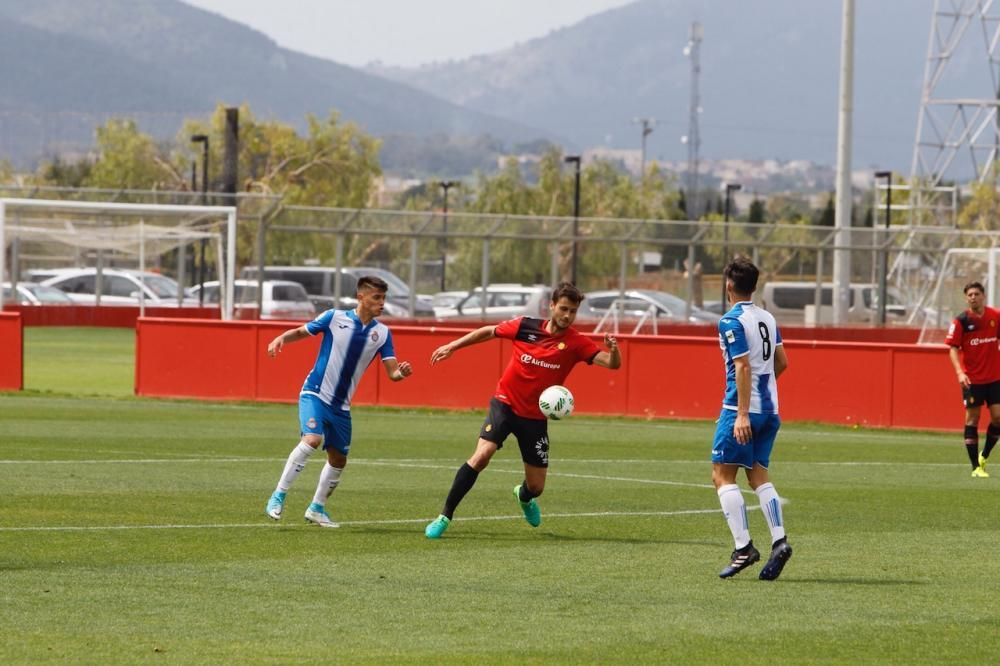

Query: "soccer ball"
<box><xmin>538</xmin><ymin>385</ymin><xmax>574</xmax><ymax>420</ymax></box>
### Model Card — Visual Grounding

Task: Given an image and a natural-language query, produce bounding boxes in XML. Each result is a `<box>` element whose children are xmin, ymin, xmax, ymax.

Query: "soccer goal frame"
<box><xmin>0</xmin><ymin>198</ymin><xmax>237</xmax><ymax>319</ymax></box>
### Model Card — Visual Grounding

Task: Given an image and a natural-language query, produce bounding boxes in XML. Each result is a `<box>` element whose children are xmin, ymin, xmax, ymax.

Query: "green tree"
<box><xmin>748</xmin><ymin>197</ymin><xmax>765</xmax><ymax>224</ymax></box>
<box><xmin>86</xmin><ymin>119</ymin><xmax>180</xmax><ymax>190</ymax></box>
<box><xmin>36</xmin><ymin>156</ymin><xmax>94</xmax><ymax>187</ymax></box>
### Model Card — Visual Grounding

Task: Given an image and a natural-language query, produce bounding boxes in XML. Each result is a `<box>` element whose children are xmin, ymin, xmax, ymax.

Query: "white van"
<box><xmin>760</xmin><ymin>281</ymin><xmax>907</xmax><ymax>324</ymax></box>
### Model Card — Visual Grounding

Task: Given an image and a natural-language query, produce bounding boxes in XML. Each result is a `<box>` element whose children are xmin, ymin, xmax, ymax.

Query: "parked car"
<box><xmin>760</xmin><ymin>281</ymin><xmax>907</xmax><ymax>324</ymax></box>
<box><xmin>430</xmin><ymin>290</ymin><xmax>470</xmax><ymax>317</ymax></box>
<box><xmin>2</xmin><ymin>281</ymin><xmax>74</xmax><ymax>305</ymax></box>
<box><xmin>435</xmin><ymin>284</ymin><xmax>552</xmax><ymax>319</ymax></box>
<box><xmin>240</xmin><ymin>265</ymin><xmax>435</xmax><ymax>317</ymax></box>
<box><xmin>584</xmin><ymin>289</ymin><xmax>721</xmax><ymax>325</ymax></box>
<box><xmin>189</xmin><ymin>280</ymin><xmax>316</xmax><ymax>320</ymax></box>
<box><xmin>39</xmin><ymin>268</ymin><xmax>198</xmax><ymax>307</ymax></box>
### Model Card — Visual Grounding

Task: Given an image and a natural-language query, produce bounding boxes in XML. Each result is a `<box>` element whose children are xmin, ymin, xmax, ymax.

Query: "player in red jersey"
<box><xmin>423</xmin><ymin>282</ymin><xmax>621</xmax><ymax>538</ymax></box>
<box><xmin>945</xmin><ymin>281</ymin><xmax>1000</xmax><ymax>478</ymax></box>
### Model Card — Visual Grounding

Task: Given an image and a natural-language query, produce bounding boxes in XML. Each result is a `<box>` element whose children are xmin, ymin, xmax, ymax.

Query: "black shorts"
<box><xmin>479</xmin><ymin>398</ymin><xmax>550</xmax><ymax>467</ymax></box>
<box><xmin>962</xmin><ymin>380</ymin><xmax>1000</xmax><ymax>408</ymax></box>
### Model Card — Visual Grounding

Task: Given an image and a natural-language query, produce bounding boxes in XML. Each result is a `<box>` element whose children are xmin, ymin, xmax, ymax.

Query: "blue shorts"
<box><xmin>711</xmin><ymin>409</ymin><xmax>781</xmax><ymax>469</ymax></box>
<box><xmin>299</xmin><ymin>393</ymin><xmax>352</xmax><ymax>456</ymax></box>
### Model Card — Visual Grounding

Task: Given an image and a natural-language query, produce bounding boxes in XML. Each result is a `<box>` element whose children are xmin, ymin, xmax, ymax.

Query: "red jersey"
<box><xmin>493</xmin><ymin>316</ymin><xmax>601</xmax><ymax>419</ymax></box>
<box><xmin>945</xmin><ymin>306</ymin><xmax>1000</xmax><ymax>384</ymax></box>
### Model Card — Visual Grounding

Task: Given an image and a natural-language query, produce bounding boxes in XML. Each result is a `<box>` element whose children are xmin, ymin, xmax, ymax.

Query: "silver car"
<box><xmin>190</xmin><ymin>280</ymin><xmax>316</xmax><ymax>320</ymax></box>
<box><xmin>2</xmin><ymin>282</ymin><xmax>74</xmax><ymax>305</ymax></box>
<box><xmin>585</xmin><ymin>289</ymin><xmax>721</xmax><ymax>325</ymax></box>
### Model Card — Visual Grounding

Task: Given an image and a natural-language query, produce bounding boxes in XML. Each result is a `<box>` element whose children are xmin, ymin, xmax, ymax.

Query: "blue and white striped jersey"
<box><xmin>302</xmin><ymin>309</ymin><xmax>395</xmax><ymax>410</ymax></box>
<box><xmin>718</xmin><ymin>301</ymin><xmax>782</xmax><ymax>415</ymax></box>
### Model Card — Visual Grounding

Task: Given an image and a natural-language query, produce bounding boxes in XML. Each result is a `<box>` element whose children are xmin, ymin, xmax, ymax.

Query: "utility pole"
<box><xmin>683</xmin><ymin>22</ymin><xmax>703</xmax><ymax>221</ymax></box>
<box><xmin>439</xmin><ymin>180</ymin><xmax>458</xmax><ymax>291</ymax></box>
<box><xmin>633</xmin><ymin>117</ymin><xmax>655</xmax><ymax>180</ymax></box>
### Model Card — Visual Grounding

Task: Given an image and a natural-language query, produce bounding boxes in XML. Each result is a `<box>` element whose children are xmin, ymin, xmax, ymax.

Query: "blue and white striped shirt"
<box><xmin>301</xmin><ymin>309</ymin><xmax>395</xmax><ymax>410</ymax></box>
<box><xmin>718</xmin><ymin>301</ymin><xmax>782</xmax><ymax>415</ymax></box>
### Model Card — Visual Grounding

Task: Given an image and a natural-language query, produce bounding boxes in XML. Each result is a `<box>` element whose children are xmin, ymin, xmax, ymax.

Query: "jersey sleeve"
<box><xmin>493</xmin><ymin>317</ymin><xmax>523</xmax><ymax>340</ymax></box>
<box><xmin>379</xmin><ymin>328</ymin><xmax>396</xmax><ymax>360</ymax></box>
<box><xmin>774</xmin><ymin>324</ymin><xmax>783</xmax><ymax>346</ymax></box>
<box><xmin>578</xmin><ymin>334</ymin><xmax>602</xmax><ymax>364</ymax></box>
<box><xmin>719</xmin><ymin>316</ymin><xmax>749</xmax><ymax>360</ymax></box>
<box><xmin>944</xmin><ymin>316</ymin><xmax>963</xmax><ymax>347</ymax></box>
<box><xmin>305</xmin><ymin>309</ymin><xmax>335</xmax><ymax>336</ymax></box>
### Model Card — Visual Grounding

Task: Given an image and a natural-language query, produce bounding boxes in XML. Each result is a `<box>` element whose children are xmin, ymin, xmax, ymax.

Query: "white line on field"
<box><xmin>0</xmin><ymin>457</ymin><xmax>968</xmax><ymax>468</ymax></box>
<box><xmin>0</xmin><ymin>507</ymin><xmax>727</xmax><ymax>532</ymax></box>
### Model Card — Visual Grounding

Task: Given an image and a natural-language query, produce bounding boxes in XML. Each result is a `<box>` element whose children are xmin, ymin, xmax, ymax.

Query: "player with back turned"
<box><xmin>712</xmin><ymin>257</ymin><xmax>792</xmax><ymax>581</ymax></box>
<box><xmin>945</xmin><ymin>281</ymin><xmax>1000</xmax><ymax>478</ymax></box>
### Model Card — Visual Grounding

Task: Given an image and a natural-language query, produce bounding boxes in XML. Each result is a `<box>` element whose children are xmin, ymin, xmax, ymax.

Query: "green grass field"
<box><xmin>3</xmin><ymin>328</ymin><xmax>999</xmax><ymax>663</ymax></box>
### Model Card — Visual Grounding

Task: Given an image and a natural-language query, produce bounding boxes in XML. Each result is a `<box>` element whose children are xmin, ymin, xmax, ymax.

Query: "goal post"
<box><xmin>0</xmin><ymin>198</ymin><xmax>237</xmax><ymax>320</ymax></box>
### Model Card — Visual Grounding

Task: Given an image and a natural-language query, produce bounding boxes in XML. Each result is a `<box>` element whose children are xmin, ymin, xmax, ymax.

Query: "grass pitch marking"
<box><xmin>0</xmin><ymin>507</ymin><xmax>728</xmax><ymax>532</ymax></box>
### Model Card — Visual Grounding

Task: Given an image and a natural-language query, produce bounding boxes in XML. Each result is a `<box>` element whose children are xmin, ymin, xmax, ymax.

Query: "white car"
<box><xmin>2</xmin><ymin>281</ymin><xmax>75</xmax><ymax>305</ymax></box>
<box><xmin>40</xmin><ymin>268</ymin><xmax>198</xmax><ymax>307</ymax></box>
<box><xmin>190</xmin><ymin>280</ymin><xmax>316</xmax><ymax>320</ymax></box>
<box><xmin>435</xmin><ymin>284</ymin><xmax>551</xmax><ymax>319</ymax></box>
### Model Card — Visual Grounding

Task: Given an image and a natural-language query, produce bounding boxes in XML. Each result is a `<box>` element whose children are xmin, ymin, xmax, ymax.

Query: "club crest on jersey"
<box><xmin>557</xmin><ymin>342</ymin><xmax>566</xmax><ymax>350</ymax></box>
<box><xmin>725</xmin><ymin>330</ymin><xmax>736</xmax><ymax>344</ymax></box>
<box><xmin>485</xmin><ymin>424</ymin><xmax>492</xmax><ymax>432</ymax></box>
<box><xmin>371</xmin><ymin>330</ymin><xmax>379</xmax><ymax>341</ymax></box>
<box><xmin>307</xmin><ymin>417</ymin><xmax>317</xmax><ymax>429</ymax></box>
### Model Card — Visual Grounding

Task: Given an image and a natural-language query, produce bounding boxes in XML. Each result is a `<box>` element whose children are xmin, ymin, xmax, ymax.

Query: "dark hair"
<box><xmin>724</xmin><ymin>256</ymin><xmax>760</xmax><ymax>296</ymax></box>
<box><xmin>551</xmin><ymin>281</ymin><xmax>584</xmax><ymax>305</ymax></box>
<box><xmin>357</xmin><ymin>275</ymin><xmax>389</xmax><ymax>294</ymax></box>
<box><xmin>964</xmin><ymin>281</ymin><xmax>986</xmax><ymax>295</ymax></box>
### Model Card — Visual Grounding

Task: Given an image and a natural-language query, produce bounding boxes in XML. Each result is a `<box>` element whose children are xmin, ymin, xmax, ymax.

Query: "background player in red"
<box><xmin>423</xmin><ymin>282</ymin><xmax>621</xmax><ymax>538</ymax></box>
<box><xmin>945</xmin><ymin>281</ymin><xmax>1000</xmax><ymax>478</ymax></box>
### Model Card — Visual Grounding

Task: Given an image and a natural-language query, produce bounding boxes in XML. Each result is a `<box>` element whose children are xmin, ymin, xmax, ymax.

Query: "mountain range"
<box><xmin>0</xmin><ymin>0</ymin><xmax>989</xmax><ymax>181</ymax></box>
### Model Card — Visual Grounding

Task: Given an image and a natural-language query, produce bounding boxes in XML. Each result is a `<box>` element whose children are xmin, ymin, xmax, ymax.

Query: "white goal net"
<box><xmin>0</xmin><ymin>198</ymin><xmax>237</xmax><ymax>319</ymax></box>
<box><xmin>918</xmin><ymin>247</ymin><xmax>1000</xmax><ymax>345</ymax></box>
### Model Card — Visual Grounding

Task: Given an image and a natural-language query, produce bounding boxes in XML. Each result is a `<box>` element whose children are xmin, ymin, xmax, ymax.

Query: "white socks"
<box><xmin>755</xmin><ymin>482</ymin><xmax>786</xmax><ymax>545</ymax></box>
<box><xmin>717</xmin><ymin>484</ymin><xmax>750</xmax><ymax>549</ymax></box>
<box><xmin>311</xmin><ymin>463</ymin><xmax>344</xmax><ymax>507</ymax></box>
<box><xmin>276</xmin><ymin>442</ymin><xmax>316</xmax><ymax>493</ymax></box>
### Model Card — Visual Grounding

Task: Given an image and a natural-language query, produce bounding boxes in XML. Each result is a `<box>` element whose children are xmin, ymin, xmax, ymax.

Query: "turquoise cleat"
<box><xmin>513</xmin><ymin>485</ymin><xmax>541</xmax><ymax>527</ymax></box>
<box><xmin>265</xmin><ymin>491</ymin><xmax>286</xmax><ymax>520</ymax></box>
<box><xmin>425</xmin><ymin>514</ymin><xmax>450</xmax><ymax>539</ymax></box>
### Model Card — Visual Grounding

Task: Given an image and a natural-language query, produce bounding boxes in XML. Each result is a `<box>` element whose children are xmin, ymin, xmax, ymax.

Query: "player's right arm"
<box><xmin>430</xmin><ymin>325</ymin><xmax>496</xmax><ymax>365</ymax></box>
<box><xmin>949</xmin><ymin>346</ymin><xmax>970</xmax><ymax>387</ymax></box>
<box><xmin>267</xmin><ymin>325</ymin><xmax>310</xmax><ymax>357</ymax></box>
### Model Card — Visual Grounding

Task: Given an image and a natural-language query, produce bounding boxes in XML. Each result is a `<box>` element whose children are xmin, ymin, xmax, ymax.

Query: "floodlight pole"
<box><xmin>875</xmin><ymin>170</ymin><xmax>892</xmax><ymax>326</ymax></box>
<box><xmin>564</xmin><ymin>155</ymin><xmax>582</xmax><ymax>285</ymax></box>
<box><xmin>439</xmin><ymin>181</ymin><xmax>458</xmax><ymax>291</ymax></box>
<box><xmin>191</xmin><ymin>134</ymin><xmax>209</xmax><ymax>306</ymax></box>
<box><xmin>721</xmin><ymin>183</ymin><xmax>742</xmax><ymax>308</ymax></box>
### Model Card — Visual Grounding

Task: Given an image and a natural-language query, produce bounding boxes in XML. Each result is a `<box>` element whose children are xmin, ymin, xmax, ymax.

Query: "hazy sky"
<box><xmin>184</xmin><ymin>0</ymin><xmax>635</xmax><ymax>67</ymax></box>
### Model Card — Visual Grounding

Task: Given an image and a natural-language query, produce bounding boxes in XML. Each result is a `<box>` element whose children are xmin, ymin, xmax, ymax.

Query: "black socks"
<box><xmin>442</xmin><ymin>463</ymin><xmax>479</xmax><ymax>519</ymax></box>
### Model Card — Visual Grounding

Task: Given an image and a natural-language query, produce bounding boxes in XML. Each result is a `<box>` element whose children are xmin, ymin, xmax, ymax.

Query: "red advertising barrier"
<box><xmin>135</xmin><ymin>318</ymin><xmax>959</xmax><ymax>430</ymax></box>
<box><xmin>5</xmin><ymin>305</ymin><xmax>223</xmax><ymax>327</ymax></box>
<box><xmin>0</xmin><ymin>312</ymin><xmax>24</xmax><ymax>390</ymax></box>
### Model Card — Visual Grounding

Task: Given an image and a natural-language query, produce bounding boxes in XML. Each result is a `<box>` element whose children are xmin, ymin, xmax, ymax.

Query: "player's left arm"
<box><xmin>382</xmin><ymin>357</ymin><xmax>413</xmax><ymax>382</ymax></box>
<box><xmin>592</xmin><ymin>333</ymin><xmax>622</xmax><ymax>369</ymax></box>
<box><xmin>773</xmin><ymin>344</ymin><xmax>788</xmax><ymax>379</ymax></box>
<box><xmin>733</xmin><ymin>354</ymin><xmax>753</xmax><ymax>444</ymax></box>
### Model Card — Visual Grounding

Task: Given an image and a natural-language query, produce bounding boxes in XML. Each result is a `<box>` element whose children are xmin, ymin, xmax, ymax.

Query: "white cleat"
<box><xmin>304</xmin><ymin>503</ymin><xmax>339</xmax><ymax>528</ymax></box>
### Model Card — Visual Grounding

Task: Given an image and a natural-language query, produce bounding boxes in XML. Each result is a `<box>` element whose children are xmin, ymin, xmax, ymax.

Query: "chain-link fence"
<box><xmin>3</xmin><ymin>186</ymin><xmax>999</xmax><ymax>331</ymax></box>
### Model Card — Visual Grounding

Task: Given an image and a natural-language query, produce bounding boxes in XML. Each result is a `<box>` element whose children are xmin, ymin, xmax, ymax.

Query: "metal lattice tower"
<box><xmin>911</xmin><ymin>0</ymin><xmax>1000</xmax><ymax>220</ymax></box>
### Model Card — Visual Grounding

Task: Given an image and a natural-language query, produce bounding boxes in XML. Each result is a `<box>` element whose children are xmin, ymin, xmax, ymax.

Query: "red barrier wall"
<box><xmin>0</xmin><ymin>312</ymin><xmax>23</xmax><ymax>390</ymax></box>
<box><xmin>6</xmin><ymin>305</ymin><xmax>222</xmax><ymax>327</ymax></box>
<box><xmin>135</xmin><ymin>318</ymin><xmax>959</xmax><ymax>430</ymax></box>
